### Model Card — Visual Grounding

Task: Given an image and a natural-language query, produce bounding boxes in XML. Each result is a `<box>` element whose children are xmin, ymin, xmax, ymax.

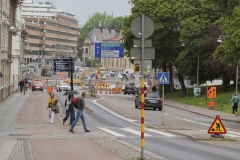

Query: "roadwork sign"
<box><xmin>207</xmin><ymin>87</ymin><xmax>216</xmax><ymax>99</ymax></box>
<box><xmin>208</xmin><ymin>101</ymin><xmax>216</xmax><ymax>107</ymax></box>
<box><xmin>208</xmin><ymin>115</ymin><xmax>226</xmax><ymax>134</ymax></box>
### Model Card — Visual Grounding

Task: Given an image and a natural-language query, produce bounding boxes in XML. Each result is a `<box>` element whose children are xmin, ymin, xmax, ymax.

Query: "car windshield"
<box><xmin>60</xmin><ymin>83</ymin><xmax>68</xmax><ymax>86</ymax></box>
<box><xmin>145</xmin><ymin>92</ymin><xmax>160</xmax><ymax>98</ymax></box>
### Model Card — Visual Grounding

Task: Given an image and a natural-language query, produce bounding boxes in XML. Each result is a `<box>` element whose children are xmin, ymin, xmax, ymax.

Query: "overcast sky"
<box><xmin>32</xmin><ymin>0</ymin><xmax>132</xmax><ymax>26</ymax></box>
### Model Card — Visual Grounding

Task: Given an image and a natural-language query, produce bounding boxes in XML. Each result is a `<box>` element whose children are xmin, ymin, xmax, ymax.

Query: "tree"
<box><xmin>78</xmin><ymin>12</ymin><xmax>124</xmax><ymax>44</ymax></box>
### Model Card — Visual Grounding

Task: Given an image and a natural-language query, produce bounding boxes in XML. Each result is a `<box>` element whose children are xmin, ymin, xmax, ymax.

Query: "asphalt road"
<box><xmin>54</xmin><ymin>92</ymin><xmax>240</xmax><ymax>160</ymax></box>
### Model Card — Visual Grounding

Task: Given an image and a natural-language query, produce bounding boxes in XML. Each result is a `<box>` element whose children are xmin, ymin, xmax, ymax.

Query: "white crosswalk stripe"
<box><xmin>98</xmin><ymin>127</ymin><xmax>126</xmax><ymax>137</ymax></box>
<box><xmin>98</xmin><ymin>127</ymin><xmax>176</xmax><ymax>137</ymax></box>
<box><xmin>121</xmin><ymin>128</ymin><xmax>152</xmax><ymax>137</ymax></box>
<box><xmin>145</xmin><ymin>128</ymin><xmax>175</xmax><ymax>137</ymax></box>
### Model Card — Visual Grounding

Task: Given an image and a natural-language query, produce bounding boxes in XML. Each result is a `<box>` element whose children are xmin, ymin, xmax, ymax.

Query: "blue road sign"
<box><xmin>94</xmin><ymin>42</ymin><xmax>124</xmax><ymax>58</ymax></box>
<box><xmin>158</xmin><ymin>72</ymin><xmax>169</xmax><ymax>84</ymax></box>
<box><xmin>90</xmin><ymin>75</ymin><xmax>94</xmax><ymax>79</ymax></box>
<box><xmin>25</xmin><ymin>73</ymin><xmax>29</xmax><ymax>78</ymax></box>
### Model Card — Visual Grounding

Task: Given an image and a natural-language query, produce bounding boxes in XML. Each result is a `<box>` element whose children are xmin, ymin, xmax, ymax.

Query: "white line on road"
<box><xmin>121</xmin><ymin>128</ymin><xmax>151</xmax><ymax>137</ymax></box>
<box><xmin>174</xmin><ymin>116</ymin><xmax>210</xmax><ymax>127</ymax></box>
<box><xmin>145</xmin><ymin>128</ymin><xmax>175</xmax><ymax>137</ymax></box>
<box><xmin>98</xmin><ymin>127</ymin><xmax>126</xmax><ymax>137</ymax></box>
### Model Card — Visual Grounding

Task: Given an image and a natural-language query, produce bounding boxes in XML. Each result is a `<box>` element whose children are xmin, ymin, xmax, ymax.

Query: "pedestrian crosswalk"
<box><xmin>98</xmin><ymin>127</ymin><xmax>176</xmax><ymax>138</ymax></box>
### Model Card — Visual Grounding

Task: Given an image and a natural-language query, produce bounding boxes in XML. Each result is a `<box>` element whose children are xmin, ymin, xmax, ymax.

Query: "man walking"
<box><xmin>18</xmin><ymin>79</ymin><xmax>24</xmax><ymax>93</ymax></box>
<box><xmin>69</xmin><ymin>92</ymin><xmax>93</xmax><ymax>133</ymax></box>
<box><xmin>231</xmin><ymin>94</ymin><xmax>239</xmax><ymax>116</ymax></box>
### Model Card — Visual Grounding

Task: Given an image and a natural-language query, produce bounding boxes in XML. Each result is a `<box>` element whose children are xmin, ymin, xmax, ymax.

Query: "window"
<box><xmin>108</xmin><ymin>58</ymin><xmax>110</xmax><ymax>67</ymax></box>
<box><xmin>129</xmin><ymin>61</ymin><xmax>131</xmax><ymax>68</ymax></box>
<box><xmin>112</xmin><ymin>59</ymin><xmax>114</xmax><ymax>67</ymax></box>
<box><xmin>120</xmin><ymin>59</ymin><xmax>122</xmax><ymax>68</ymax></box>
<box><xmin>85</xmin><ymin>48</ymin><xmax>88</xmax><ymax>53</ymax></box>
<box><xmin>116</xmin><ymin>59</ymin><xmax>118</xmax><ymax>67</ymax></box>
<box><xmin>125</xmin><ymin>59</ymin><xmax>127</xmax><ymax>68</ymax></box>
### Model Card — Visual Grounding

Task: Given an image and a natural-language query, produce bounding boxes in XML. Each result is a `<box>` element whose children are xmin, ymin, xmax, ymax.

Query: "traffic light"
<box><xmin>134</xmin><ymin>63</ymin><xmax>140</xmax><ymax>72</ymax></box>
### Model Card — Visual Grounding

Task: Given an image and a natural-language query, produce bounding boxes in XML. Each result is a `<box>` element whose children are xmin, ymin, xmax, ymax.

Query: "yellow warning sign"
<box><xmin>208</xmin><ymin>115</ymin><xmax>227</xmax><ymax>134</ymax></box>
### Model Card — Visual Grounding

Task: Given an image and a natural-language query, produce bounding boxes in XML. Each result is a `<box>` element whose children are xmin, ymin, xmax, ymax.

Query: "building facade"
<box><xmin>22</xmin><ymin>1</ymin><xmax>78</xmax><ymax>65</ymax></box>
<box><xmin>0</xmin><ymin>0</ymin><xmax>24</xmax><ymax>102</ymax></box>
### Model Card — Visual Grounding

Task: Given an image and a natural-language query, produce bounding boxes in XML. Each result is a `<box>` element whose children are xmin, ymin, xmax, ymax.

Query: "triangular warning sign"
<box><xmin>208</xmin><ymin>116</ymin><xmax>227</xmax><ymax>134</ymax></box>
<box><xmin>159</xmin><ymin>73</ymin><xmax>168</xmax><ymax>83</ymax></box>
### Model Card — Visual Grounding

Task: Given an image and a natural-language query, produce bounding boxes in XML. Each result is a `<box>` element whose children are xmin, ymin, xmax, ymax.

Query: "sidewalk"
<box><xmin>164</xmin><ymin>99</ymin><xmax>240</xmax><ymax>123</ymax></box>
<box><xmin>0</xmin><ymin>91</ymin><xmax>122</xmax><ymax>160</ymax></box>
<box><xmin>0</xmin><ymin>91</ymin><xmax>163</xmax><ymax>160</ymax></box>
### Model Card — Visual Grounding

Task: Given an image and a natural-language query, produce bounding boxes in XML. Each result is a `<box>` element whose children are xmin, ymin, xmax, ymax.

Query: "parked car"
<box><xmin>117</xmin><ymin>74</ymin><xmax>123</xmax><ymax>79</ymax></box>
<box><xmin>56</xmin><ymin>83</ymin><xmax>70</xmax><ymax>92</ymax></box>
<box><xmin>32</xmin><ymin>81</ymin><xmax>44</xmax><ymax>91</ymax></box>
<box><xmin>135</xmin><ymin>92</ymin><xmax>162</xmax><ymax>110</ymax></box>
<box><xmin>124</xmin><ymin>83</ymin><xmax>138</xmax><ymax>95</ymax></box>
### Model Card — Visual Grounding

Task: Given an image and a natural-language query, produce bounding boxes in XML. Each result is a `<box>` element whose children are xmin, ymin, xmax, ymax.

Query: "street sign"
<box><xmin>131</xmin><ymin>47</ymin><xmax>155</xmax><ymax>59</ymax></box>
<box><xmin>25</xmin><ymin>73</ymin><xmax>29</xmax><ymax>78</ymax></box>
<box><xmin>208</xmin><ymin>115</ymin><xmax>226</xmax><ymax>134</ymax></box>
<box><xmin>207</xmin><ymin>87</ymin><xmax>217</xmax><ymax>99</ymax></box>
<box><xmin>158</xmin><ymin>72</ymin><xmax>169</xmax><ymax>84</ymax></box>
<box><xmin>131</xmin><ymin>15</ymin><xmax>155</xmax><ymax>39</ymax></box>
<box><xmin>208</xmin><ymin>101</ymin><xmax>216</xmax><ymax>107</ymax></box>
<box><xmin>53</xmin><ymin>58</ymin><xmax>69</xmax><ymax>72</ymax></box>
<box><xmin>133</xmin><ymin>39</ymin><xmax>152</xmax><ymax>47</ymax></box>
<box><xmin>94</xmin><ymin>42</ymin><xmax>124</xmax><ymax>58</ymax></box>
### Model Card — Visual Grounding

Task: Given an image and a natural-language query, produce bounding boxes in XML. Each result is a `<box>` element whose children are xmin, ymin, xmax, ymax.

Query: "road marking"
<box><xmin>145</xmin><ymin>128</ymin><xmax>175</xmax><ymax>137</ymax></box>
<box><xmin>121</xmin><ymin>128</ymin><xmax>151</xmax><ymax>136</ymax></box>
<box><xmin>175</xmin><ymin>116</ymin><xmax>210</xmax><ymax>127</ymax></box>
<box><xmin>228</xmin><ymin>131</ymin><xmax>240</xmax><ymax>135</ymax></box>
<box><xmin>98</xmin><ymin>127</ymin><xmax>126</xmax><ymax>137</ymax></box>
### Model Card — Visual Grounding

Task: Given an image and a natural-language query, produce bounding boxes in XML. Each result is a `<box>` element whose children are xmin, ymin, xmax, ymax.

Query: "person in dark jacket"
<box><xmin>152</xmin><ymin>86</ymin><xmax>157</xmax><ymax>92</ymax></box>
<box><xmin>63</xmin><ymin>95</ymin><xmax>76</xmax><ymax>125</ymax></box>
<box><xmin>18</xmin><ymin>79</ymin><xmax>24</xmax><ymax>93</ymax></box>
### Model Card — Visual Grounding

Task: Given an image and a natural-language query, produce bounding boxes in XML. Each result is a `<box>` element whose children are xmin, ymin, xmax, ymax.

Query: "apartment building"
<box><xmin>22</xmin><ymin>1</ymin><xmax>78</xmax><ymax>65</ymax></box>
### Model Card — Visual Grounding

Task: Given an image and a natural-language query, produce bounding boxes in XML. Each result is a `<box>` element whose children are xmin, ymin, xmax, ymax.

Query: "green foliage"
<box><xmin>85</xmin><ymin>57</ymin><xmax>101</xmax><ymax>67</ymax></box>
<box><xmin>78</xmin><ymin>12</ymin><xmax>124</xmax><ymax>43</ymax></box>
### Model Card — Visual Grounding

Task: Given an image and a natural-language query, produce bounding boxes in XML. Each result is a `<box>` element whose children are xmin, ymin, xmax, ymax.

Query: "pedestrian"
<box><xmin>46</xmin><ymin>93</ymin><xmax>57</xmax><ymax>123</ymax></box>
<box><xmin>18</xmin><ymin>79</ymin><xmax>24</xmax><ymax>93</ymax></box>
<box><xmin>152</xmin><ymin>85</ymin><xmax>157</xmax><ymax>92</ymax></box>
<box><xmin>69</xmin><ymin>92</ymin><xmax>93</xmax><ymax>133</ymax></box>
<box><xmin>63</xmin><ymin>95</ymin><xmax>75</xmax><ymax>125</ymax></box>
<box><xmin>231</xmin><ymin>94</ymin><xmax>239</xmax><ymax>116</ymax></box>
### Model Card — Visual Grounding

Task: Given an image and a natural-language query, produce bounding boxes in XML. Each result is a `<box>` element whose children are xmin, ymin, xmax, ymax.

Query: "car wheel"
<box><xmin>135</xmin><ymin>101</ymin><xmax>138</xmax><ymax>108</ymax></box>
<box><xmin>128</xmin><ymin>93</ymin><xmax>130</xmax><ymax>95</ymax></box>
<box><xmin>57</xmin><ymin>90</ymin><xmax>58</xmax><ymax>92</ymax></box>
<box><xmin>59</xmin><ymin>89</ymin><xmax>61</xmax><ymax>92</ymax></box>
<box><xmin>153</xmin><ymin>107</ymin><xmax>156</xmax><ymax>110</ymax></box>
<box><xmin>32</xmin><ymin>90</ymin><xmax>34</xmax><ymax>92</ymax></box>
<box><xmin>42</xmin><ymin>89</ymin><xmax>43</xmax><ymax>91</ymax></box>
<box><xmin>124</xmin><ymin>92</ymin><xmax>126</xmax><ymax>95</ymax></box>
<box><xmin>159</xmin><ymin>108</ymin><xmax>162</xmax><ymax>111</ymax></box>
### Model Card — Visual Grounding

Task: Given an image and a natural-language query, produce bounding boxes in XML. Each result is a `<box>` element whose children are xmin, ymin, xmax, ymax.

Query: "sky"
<box><xmin>32</xmin><ymin>0</ymin><xmax>132</xmax><ymax>26</ymax></box>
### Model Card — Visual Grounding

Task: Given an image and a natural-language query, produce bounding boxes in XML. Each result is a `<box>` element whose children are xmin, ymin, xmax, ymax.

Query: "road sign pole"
<box><xmin>162</xmin><ymin>84</ymin><xmax>164</xmax><ymax>125</ymax></box>
<box><xmin>70</xmin><ymin>57</ymin><xmax>74</xmax><ymax>91</ymax></box>
<box><xmin>140</xmin><ymin>14</ymin><xmax>145</xmax><ymax>160</ymax></box>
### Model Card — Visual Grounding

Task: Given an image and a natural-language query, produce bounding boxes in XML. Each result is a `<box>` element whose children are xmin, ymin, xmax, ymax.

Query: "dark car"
<box><xmin>32</xmin><ymin>81</ymin><xmax>44</xmax><ymax>91</ymax></box>
<box><xmin>124</xmin><ymin>83</ymin><xmax>138</xmax><ymax>95</ymax></box>
<box><xmin>135</xmin><ymin>92</ymin><xmax>162</xmax><ymax>110</ymax></box>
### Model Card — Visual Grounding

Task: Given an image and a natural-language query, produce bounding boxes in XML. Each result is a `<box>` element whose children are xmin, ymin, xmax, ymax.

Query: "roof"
<box><xmin>102</xmin><ymin>37</ymin><xmax>121</xmax><ymax>42</ymax></box>
<box><xmin>86</xmin><ymin>28</ymin><xmax>117</xmax><ymax>43</ymax></box>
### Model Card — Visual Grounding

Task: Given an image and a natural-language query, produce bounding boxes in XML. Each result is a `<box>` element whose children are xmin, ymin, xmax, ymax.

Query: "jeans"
<box><xmin>20</xmin><ymin>86</ymin><xmax>23</xmax><ymax>93</ymax></box>
<box><xmin>233</xmin><ymin>104</ymin><xmax>238</xmax><ymax>114</ymax></box>
<box><xmin>70</xmin><ymin>109</ymin><xmax>87</xmax><ymax>131</ymax></box>
<box><xmin>48</xmin><ymin>108</ymin><xmax>54</xmax><ymax>123</ymax></box>
<box><xmin>63</xmin><ymin>108</ymin><xmax>75</xmax><ymax>125</ymax></box>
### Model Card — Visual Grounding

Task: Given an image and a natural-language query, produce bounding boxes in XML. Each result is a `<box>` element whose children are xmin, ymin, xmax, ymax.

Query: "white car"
<box><xmin>57</xmin><ymin>83</ymin><xmax>70</xmax><ymax>92</ymax></box>
<box><xmin>117</xmin><ymin>74</ymin><xmax>123</xmax><ymax>79</ymax></box>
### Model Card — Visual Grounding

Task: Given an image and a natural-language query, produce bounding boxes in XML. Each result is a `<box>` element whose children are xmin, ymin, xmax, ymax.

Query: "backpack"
<box><xmin>73</xmin><ymin>98</ymin><xmax>78</xmax><ymax>105</ymax></box>
<box><xmin>233</xmin><ymin>97</ymin><xmax>239</xmax><ymax>104</ymax></box>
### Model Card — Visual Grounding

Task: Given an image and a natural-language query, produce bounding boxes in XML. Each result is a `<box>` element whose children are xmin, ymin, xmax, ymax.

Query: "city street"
<box><xmin>54</xmin><ymin>91</ymin><xmax>240</xmax><ymax>160</ymax></box>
